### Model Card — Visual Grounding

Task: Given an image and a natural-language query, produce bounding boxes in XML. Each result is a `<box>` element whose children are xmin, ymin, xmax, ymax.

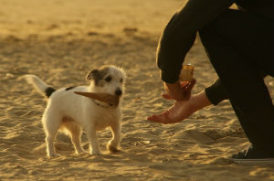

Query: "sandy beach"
<box><xmin>0</xmin><ymin>0</ymin><xmax>273</xmax><ymax>180</ymax></box>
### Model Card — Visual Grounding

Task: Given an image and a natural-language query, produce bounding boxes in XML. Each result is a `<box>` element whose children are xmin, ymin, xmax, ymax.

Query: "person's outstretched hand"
<box><xmin>147</xmin><ymin>100</ymin><xmax>196</xmax><ymax>124</ymax></box>
<box><xmin>147</xmin><ymin>79</ymin><xmax>196</xmax><ymax>124</ymax></box>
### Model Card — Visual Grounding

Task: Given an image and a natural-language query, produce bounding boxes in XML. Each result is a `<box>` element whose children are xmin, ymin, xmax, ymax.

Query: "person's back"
<box><xmin>236</xmin><ymin>0</ymin><xmax>273</xmax><ymax>20</ymax></box>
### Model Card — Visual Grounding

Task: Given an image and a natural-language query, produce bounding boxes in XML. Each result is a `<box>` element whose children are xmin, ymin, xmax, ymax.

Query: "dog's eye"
<box><xmin>120</xmin><ymin>78</ymin><xmax>123</xmax><ymax>83</ymax></box>
<box><xmin>105</xmin><ymin>76</ymin><xmax>112</xmax><ymax>82</ymax></box>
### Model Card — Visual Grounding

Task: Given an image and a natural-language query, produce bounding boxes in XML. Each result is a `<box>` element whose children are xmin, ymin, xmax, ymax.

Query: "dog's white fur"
<box><xmin>24</xmin><ymin>65</ymin><xmax>126</xmax><ymax>158</ymax></box>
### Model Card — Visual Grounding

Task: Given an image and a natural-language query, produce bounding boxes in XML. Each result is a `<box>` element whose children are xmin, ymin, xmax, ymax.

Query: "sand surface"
<box><xmin>0</xmin><ymin>0</ymin><xmax>274</xmax><ymax>180</ymax></box>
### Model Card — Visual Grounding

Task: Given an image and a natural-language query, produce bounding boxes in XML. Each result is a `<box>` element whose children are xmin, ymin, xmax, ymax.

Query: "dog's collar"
<box><xmin>92</xmin><ymin>99</ymin><xmax>115</xmax><ymax>108</ymax></box>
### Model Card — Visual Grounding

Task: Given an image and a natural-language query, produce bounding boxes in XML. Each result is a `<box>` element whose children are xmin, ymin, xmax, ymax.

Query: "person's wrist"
<box><xmin>187</xmin><ymin>95</ymin><xmax>200</xmax><ymax>113</ymax></box>
<box><xmin>190</xmin><ymin>92</ymin><xmax>212</xmax><ymax>112</ymax></box>
<box><xmin>165</xmin><ymin>81</ymin><xmax>180</xmax><ymax>89</ymax></box>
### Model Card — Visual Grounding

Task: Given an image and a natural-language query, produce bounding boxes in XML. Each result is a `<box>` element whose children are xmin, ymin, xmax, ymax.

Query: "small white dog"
<box><xmin>24</xmin><ymin>65</ymin><xmax>126</xmax><ymax>158</ymax></box>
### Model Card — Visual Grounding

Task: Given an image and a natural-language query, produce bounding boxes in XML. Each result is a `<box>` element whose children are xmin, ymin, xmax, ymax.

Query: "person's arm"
<box><xmin>147</xmin><ymin>90</ymin><xmax>212</xmax><ymax>124</ymax></box>
<box><xmin>157</xmin><ymin>0</ymin><xmax>234</xmax><ymax>84</ymax></box>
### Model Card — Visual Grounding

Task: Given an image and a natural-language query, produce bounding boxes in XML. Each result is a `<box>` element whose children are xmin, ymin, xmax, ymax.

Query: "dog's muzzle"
<box><xmin>115</xmin><ymin>89</ymin><xmax>122</xmax><ymax>96</ymax></box>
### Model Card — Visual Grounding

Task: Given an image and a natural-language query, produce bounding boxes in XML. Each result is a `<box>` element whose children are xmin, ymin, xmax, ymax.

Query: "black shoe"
<box><xmin>232</xmin><ymin>147</ymin><xmax>274</xmax><ymax>163</ymax></box>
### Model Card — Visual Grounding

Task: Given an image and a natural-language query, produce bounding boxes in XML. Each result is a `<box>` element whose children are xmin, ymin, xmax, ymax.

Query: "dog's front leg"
<box><xmin>107</xmin><ymin>122</ymin><xmax>121</xmax><ymax>153</ymax></box>
<box><xmin>86</xmin><ymin>126</ymin><xmax>100</xmax><ymax>155</ymax></box>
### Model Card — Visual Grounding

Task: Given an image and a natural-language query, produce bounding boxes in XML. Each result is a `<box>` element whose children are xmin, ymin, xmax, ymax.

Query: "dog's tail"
<box><xmin>23</xmin><ymin>75</ymin><xmax>56</xmax><ymax>98</ymax></box>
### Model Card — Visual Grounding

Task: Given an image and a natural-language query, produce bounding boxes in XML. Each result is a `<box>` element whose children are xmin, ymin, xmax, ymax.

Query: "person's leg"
<box><xmin>199</xmin><ymin>9</ymin><xmax>274</xmax><ymax>157</ymax></box>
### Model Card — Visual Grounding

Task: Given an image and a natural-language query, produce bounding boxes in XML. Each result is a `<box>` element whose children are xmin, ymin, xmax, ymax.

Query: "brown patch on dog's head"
<box><xmin>86</xmin><ymin>65</ymin><xmax>126</xmax><ymax>98</ymax></box>
<box><xmin>86</xmin><ymin>66</ymin><xmax>109</xmax><ymax>86</ymax></box>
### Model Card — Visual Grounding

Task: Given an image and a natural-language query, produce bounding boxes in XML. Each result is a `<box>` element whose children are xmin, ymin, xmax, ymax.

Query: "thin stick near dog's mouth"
<box><xmin>74</xmin><ymin>91</ymin><xmax>120</xmax><ymax>106</ymax></box>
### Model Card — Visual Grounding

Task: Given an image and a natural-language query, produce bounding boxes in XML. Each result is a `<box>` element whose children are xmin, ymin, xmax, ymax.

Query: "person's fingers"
<box><xmin>180</xmin><ymin>79</ymin><xmax>196</xmax><ymax>93</ymax></box>
<box><xmin>180</xmin><ymin>81</ymin><xmax>189</xmax><ymax>88</ymax></box>
<box><xmin>163</xmin><ymin>89</ymin><xmax>183</xmax><ymax>101</ymax></box>
<box><xmin>147</xmin><ymin>110</ymin><xmax>171</xmax><ymax>123</ymax></box>
<box><xmin>185</xmin><ymin>79</ymin><xmax>196</xmax><ymax>92</ymax></box>
<box><xmin>162</xmin><ymin>93</ymin><xmax>173</xmax><ymax>100</ymax></box>
<box><xmin>147</xmin><ymin>110</ymin><xmax>182</xmax><ymax>124</ymax></box>
<box><xmin>184</xmin><ymin>82</ymin><xmax>191</xmax><ymax>90</ymax></box>
<box><xmin>147</xmin><ymin>114</ymin><xmax>166</xmax><ymax>123</ymax></box>
<box><xmin>180</xmin><ymin>79</ymin><xmax>196</xmax><ymax>88</ymax></box>
<box><xmin>147</xmin><ymin>115</ymin><xmax>160</xmax><ymax>122</ymax></box>
<box><xmin>147</xmin><ymin>114</ymin><xmax>181</xmax><ymax>124</ymax></box>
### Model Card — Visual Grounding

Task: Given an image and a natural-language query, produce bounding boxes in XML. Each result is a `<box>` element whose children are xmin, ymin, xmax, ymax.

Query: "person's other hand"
<box><xmin>163</xmin><ymin>79</ymin><xmax>196</xmax><ymax>101</ymax></box>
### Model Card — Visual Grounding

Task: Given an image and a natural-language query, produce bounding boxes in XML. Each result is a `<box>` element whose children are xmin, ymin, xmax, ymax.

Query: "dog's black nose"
<box><xmin>115</xmin><ymin>89</ymin><xmax>122</xmax><ymax>96</ymax></box>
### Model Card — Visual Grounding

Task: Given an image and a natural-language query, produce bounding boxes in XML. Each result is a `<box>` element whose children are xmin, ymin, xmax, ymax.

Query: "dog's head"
<box><xmin>86</xmin><ymin>65</ymin><xmax>126</xmax><ymax>97</ymax></box>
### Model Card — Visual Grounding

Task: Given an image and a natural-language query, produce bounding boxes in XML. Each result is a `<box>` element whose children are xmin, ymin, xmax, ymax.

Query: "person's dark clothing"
<box><xmin>204</xmin><ymin>80</ymin><xmax>228</xmax><ymax>106</ymax></box>
<box><xmin>200</xmin><ymin>9</ymin><xmax>273</xmax><ymax>154</ymax></box>
<box><xmin>156</xmin><ymin>0</ymin><xmax>274</xmax><ymax>155</ymax></box>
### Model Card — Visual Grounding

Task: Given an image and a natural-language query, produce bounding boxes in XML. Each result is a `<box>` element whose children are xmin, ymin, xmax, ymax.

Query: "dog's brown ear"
<box><xmin>86</xmin><ymin>69</ymin><xmax>99</xmax><ymax>81</ymax></box>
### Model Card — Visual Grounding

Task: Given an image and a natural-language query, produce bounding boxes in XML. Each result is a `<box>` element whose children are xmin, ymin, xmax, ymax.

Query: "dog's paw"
<box><xmin>107</xmin><ymin>144</ymin><xmax>120</xmax><ymax>153</ymax></box>
<box><xmin>75</xmin><ymin>148</ymin><xmax>87</xmax><ymax>154</ymax></box>
<box><xmin>90</xmin><ymin>149</ymin><xmax>101</xmax><ymax>155</ymax></box>
<box><xmin>75</xmin><ymin>150</ymin><xmax>88</xmax><ymax>156</ymax></box>
<box><xmin>47</xmin><ymin>152</ymin><xmax>61</xmax><ymax>158</ymax></box>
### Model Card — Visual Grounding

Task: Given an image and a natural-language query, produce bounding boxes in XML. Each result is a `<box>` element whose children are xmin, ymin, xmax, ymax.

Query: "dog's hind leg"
<box><xmin>42</xmin><ymin>109</ymin><xmax>62</xmax><ymax>158</ymax></box>
<box><xmin>70</xmin><ymin>126</ymin><xmax>84</xmax><ymax>155</ymax></box>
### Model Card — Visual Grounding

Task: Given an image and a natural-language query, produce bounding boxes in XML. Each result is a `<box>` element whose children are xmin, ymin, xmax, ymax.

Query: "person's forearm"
<box><xmin>157</xmin><ymin>0</ymin><xmax>234</xmax><ymax>83</ymax></box>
